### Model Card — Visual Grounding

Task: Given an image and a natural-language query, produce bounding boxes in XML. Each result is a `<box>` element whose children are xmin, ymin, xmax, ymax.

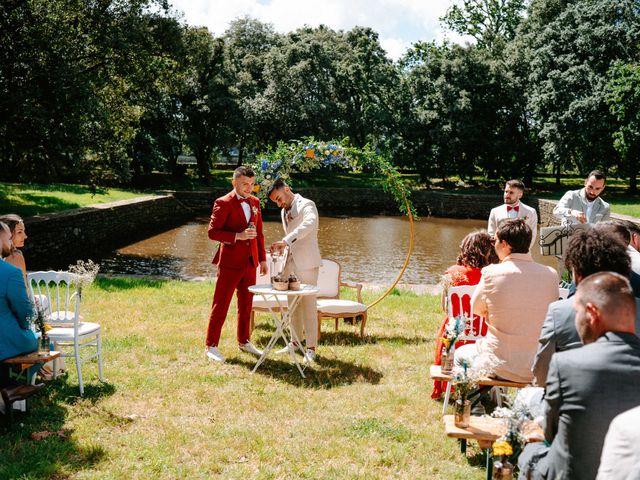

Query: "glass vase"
<box><xmin>492</xmin><ymin>457</ymin><xmax>514</xmax><ymax>480</ymax></box>
<box><xmin>441</xmin><ymin>347</ymin><xmax>455</xmax><ymax>374</ymax></box>
<box><xmin>38</xmin><ymin>334</ymin><xmax>50</xmax><ymax>355</ymax></box>
<box><xmin>454</xmin><ymin>398</ymin><xmax>471</xmax><ymax>428</ymax></box>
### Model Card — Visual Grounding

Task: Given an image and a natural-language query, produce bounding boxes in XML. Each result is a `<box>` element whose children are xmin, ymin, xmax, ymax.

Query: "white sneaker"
<box><xmin>276</xmin><ymin>342</ymin><xmax>300</xmax><ymax>355</ymax></box>
<box><xmin>303</xmin><ymin>349</ymin><xmax>316</xmax><ymax>363</ymax></box>
<box><xmin>205</xmin><ymin>346</ymin><xmax>225</xmax><ymax>362</ymax></box>
<box><xmin>239</xmin><ymin>341</ymin><xmax>263</xmax><ymax>357</ymax></box>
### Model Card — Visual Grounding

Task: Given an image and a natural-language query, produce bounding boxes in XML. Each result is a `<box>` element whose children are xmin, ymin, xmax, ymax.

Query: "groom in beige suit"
<box><xmin>269</xmin><ymin>179</ymin><xmax>322</xmax><ymax>362</ymax></box>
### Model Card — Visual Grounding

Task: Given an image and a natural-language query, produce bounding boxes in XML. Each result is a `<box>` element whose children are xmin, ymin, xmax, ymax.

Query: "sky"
<box><xmin>167</xmin><ymin>0</ymin><xmax>470</xmax><ymax>61</ymax></box>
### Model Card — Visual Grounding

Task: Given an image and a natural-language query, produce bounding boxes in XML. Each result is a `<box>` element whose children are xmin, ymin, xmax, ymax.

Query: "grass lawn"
<box><xmin>0</xmin><ymin>183</ymin><xmax>154</xmax><ymax>218</ymax></box>
<box><xmin>0</xmin><ymin>279</ymin><xmax>486</xmax><ymax>479</ymax></box>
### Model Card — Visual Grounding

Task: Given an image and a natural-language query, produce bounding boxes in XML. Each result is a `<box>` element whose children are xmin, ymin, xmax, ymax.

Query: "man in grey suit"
<box><xmin>518</xmin><ymin>272</ymin><xmax>640</xmax><ymax>480</ymax></box>
<box><xmin>269</xmin><ymin>179</ymin><xmax>321</xmax><ymax>363</ymax></box>
<box><xmin>532</xmin><ymin>228</ymin><xmax>632</xmax><ymax>387</ymax></box>
<box><xmin>553</xmin><ymin>170</ymin><xmax>610</xmax><ymax>225</ymax></box>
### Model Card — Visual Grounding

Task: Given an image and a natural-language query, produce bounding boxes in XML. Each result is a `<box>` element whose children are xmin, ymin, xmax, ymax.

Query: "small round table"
<box><xmin>248</xmin><ymin>284</ymin><xmax>319</xmax><ymax>378</ymax></box>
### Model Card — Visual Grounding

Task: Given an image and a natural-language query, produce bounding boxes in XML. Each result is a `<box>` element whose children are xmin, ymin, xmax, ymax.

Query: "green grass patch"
<box><xmin>0</xmin><ymin>182</ymin><xmax>152</xmax><ymax>217</ymax></box>
<box><xmin>0</xmin><ymin>278</ymin><xmax>484</xmax><ymax>479</ymax></box>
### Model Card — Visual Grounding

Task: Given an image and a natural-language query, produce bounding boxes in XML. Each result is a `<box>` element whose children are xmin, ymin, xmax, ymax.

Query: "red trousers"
<box><xmin>206</xmin><ymin>260</ymin><xmax>256</xmax><ymax>346</ymax></box>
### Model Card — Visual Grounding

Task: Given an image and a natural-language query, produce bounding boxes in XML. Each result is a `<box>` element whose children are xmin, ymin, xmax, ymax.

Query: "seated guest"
<box><xmin>597</xmin><ymin>405</ymin><xmax>640</xmax><ymax>480</ymax></box>
<box><xmin>594</xmin><ymin>222</ymin><xmax>640</xmax><ymax>296</ymax></box>
<box><xmin>532</xmin><ymin>228</ymin><xmax>632</xmax><ymax>387</ymax></box>
<box><xmin>615</xmin><ymin>219</ymin><xmax>640</xmax><ymax>275</ymax></box>
<box><xmin>0</xmin><ymin>221</ymin><xmax>36</xmax><ymax>363</ymax></box>
<box><xmin>518</xmin><ymin>272</ymin><xmax>640</xmax><ymax>480</ymax></box>
<box><xmin>0</xmin><ymin>214</ymin><xmax>28</xmax><ymax>288</ymax></box>
<box><xmin>455</xmin><ymin>219</ymin><xmax>558</xmax><ymax>383</ymax></box>
<box><xmin>431</xmin><ymin>230</ymin><xmax>498</xmax><ymax>398</ymax></box>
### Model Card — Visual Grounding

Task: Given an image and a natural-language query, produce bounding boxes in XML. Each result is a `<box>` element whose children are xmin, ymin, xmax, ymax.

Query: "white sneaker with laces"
<box><xmin>303</xmin><ymin>349</ymin><xmax>316</xmax><ymax>363</ymax></box>
<box><xmin>205</xmin><ymin>346</ymin><xmax>225</xmax><ymax>362</ymax></box>
<box><xmin>275</xmin><ymin>342</ymin><xmax>299</xmax><ymax>355</ymax></box>
<box><xmin>239</xmin><ymin>341</ymin><xmax>263</xmax><ymax>357</ymax></box>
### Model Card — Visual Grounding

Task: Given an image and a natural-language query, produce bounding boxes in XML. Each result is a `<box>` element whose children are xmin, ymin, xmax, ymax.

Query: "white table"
<box><xmin>249</xmin><ymin>284</ymin><xmax>319</xmax><ymax>378</ymax></box>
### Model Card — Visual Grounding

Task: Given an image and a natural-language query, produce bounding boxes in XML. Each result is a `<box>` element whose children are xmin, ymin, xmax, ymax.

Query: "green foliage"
<box><xmin>251</xmin><ymin>138</ymin><xmax>415</xmax><ymax>215</ymax></box>
<box><xmin>441</xmin><ymin>0</ymin><xmax>527</xmax><ymax>50</ymax></box>
<box><xmin>607</xmin><ymin>59</ymin><xmax>640</xmax><ymax>190</ymax></box>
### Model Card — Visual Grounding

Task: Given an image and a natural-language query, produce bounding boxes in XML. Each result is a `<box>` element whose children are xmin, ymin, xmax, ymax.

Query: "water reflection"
<box><xmin>100</xmin><ymin>216</ymin><xmax>558</xmax><ymax>285</ymax></box>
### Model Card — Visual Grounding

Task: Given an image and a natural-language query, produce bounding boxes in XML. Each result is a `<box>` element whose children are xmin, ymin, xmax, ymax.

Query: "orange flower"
<box><xmin>252</xmin><ymin>184</ymin><xmax>261</xmax><ymax>193</ymax></box>
<box><xmin>305</xmin><ymin>148</ymin><xmax>315</xmax><ymax>158</ymax></box>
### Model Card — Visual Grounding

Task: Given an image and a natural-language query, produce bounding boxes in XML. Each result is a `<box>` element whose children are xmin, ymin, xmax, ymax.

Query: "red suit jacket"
<box><xmin>208</xmin><ymin>191</ymin><xmax>266</xmax><ymax>269</ymax></box>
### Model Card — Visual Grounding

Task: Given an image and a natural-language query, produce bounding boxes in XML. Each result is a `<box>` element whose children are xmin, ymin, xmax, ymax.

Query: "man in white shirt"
<box><xmin>553</xmin><ymin>170</ymin><xmax>610</xmax><ymax>224</ymax></box>
<box><xmin>487</xmin><ymin>179</ymin><xmax>538</xmax><ymax>251</ymax></box>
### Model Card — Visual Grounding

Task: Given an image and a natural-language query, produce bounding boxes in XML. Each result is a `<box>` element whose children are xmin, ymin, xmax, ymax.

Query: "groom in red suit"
<box><xmin>205</xmin><ymin>166</ymin><xmax>267</xmax><ymax>362</ymax></box>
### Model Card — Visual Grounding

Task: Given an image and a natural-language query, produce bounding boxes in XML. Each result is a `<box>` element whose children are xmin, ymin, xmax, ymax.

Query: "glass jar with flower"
<box><xmin>32</xmin><ymin>306</ymin><xmax>51</xmax><ymax>355</ymax></box>
<box><xmin>491</xmin><ymin>439</ymin><xmax>514</xmax><ymax>480</ymax></box>
<box><xmin>451</xmin><ymin>362</ymin><xmax>477</xmax><ymax>428</ymax></box>
<box><xmin>441</xmin><ymin>315</ymin><xmax>467</xmax><ymax>374</ymax></box>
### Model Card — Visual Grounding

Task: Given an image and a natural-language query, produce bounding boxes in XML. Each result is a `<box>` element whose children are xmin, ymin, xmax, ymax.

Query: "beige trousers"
<box><xmin>285</xmin><ymin>258</ymin><xmax>319</xmax><ymax>348</ymax></box>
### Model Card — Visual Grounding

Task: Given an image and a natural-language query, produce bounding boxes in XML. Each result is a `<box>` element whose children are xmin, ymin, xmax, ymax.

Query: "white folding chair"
<box><xmin>441</xmin><ymin>284</ymin><xmax>488</xmax><ymax>414</ymax></box>
<box><xmin>28</xmin><ymin>271</ymin><xmax>103</xmax><ymax>396</ymax></box>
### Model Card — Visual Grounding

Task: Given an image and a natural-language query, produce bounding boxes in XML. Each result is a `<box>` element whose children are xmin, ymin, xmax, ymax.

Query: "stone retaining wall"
<box><xmin>21</xmin><ymin>189</ymin><xmax>636</xmax><ymax>271</ymax></box>
<box><xmin>23</xmin><ymin>195</ymin><xmax>193</xmax><ymax>270</ymax></box>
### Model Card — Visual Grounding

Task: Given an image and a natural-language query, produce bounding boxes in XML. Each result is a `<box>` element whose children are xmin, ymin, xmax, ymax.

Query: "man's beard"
<box><xmin>585</xmin><ymin>192</ymin><xmax>600</xmax><ymax>201</ymax></box>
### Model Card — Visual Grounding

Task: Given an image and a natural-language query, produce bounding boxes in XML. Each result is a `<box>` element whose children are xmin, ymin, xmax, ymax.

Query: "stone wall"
<box><xmin>172</xmin><ymin>189</ymin><xmax>507</xmax><ymax>218</ymax></box>
<box><xmin>23</xmin><ymin>195</ymin><xmax>192</xmax><ymax>270</ymax></box>
<box><xmin>20</xmin><ymin>189</ymin><xmax>635</xmax><ymax>271</ymax></box>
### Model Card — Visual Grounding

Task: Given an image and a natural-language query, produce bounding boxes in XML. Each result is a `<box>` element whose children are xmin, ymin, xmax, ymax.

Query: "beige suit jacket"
<box><xmin>472</xmin><ymin>253</ymin><xmax>558</xmax><ymax>383</ymax></box>
<box><xmin>487</xmin><ymin>202</ymin><xmax>538</xmax><ymax>251</ymax></box>
<box><xmin>282</xmin><ymin>193</ymin><xmax>321</xmax><ymax>271</ymax></box>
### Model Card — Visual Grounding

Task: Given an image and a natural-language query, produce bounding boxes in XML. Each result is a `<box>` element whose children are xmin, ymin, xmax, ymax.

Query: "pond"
<box><xmin>99</xmin><ymin>216</ymin><xmax>557</xmax><ymax>286</ymax></box>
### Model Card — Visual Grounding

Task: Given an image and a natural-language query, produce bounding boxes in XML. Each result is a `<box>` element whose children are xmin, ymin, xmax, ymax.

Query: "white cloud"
<box><xmin>169</xmin><ymin>0</ymin><xmax>466</xmax><ymax>60</ymax></box>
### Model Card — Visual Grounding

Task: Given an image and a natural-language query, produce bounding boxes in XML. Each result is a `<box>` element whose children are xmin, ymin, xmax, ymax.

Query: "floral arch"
<box><xmin>251</xmin><ymin>138</ymin><xmax>416</xmax><ymax>308</ymax></box>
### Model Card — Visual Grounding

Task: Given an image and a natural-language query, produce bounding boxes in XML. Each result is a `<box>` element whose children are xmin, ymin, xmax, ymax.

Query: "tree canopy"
<box><xmin>1</xmin><ymin>0</ymin><xmax>639</xmax><ymax>189</ymax></box>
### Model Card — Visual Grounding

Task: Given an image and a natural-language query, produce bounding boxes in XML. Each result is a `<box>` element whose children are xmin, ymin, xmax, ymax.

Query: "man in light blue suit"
<box><xmin>0</xmin><ymin>221</ymin><xmax>36</xmax><ymax>363</ymax></box>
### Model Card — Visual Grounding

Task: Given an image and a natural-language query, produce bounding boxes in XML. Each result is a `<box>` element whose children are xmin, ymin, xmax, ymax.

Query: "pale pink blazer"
<box><xmin>472</xmin><ymin>253</ymin><xmax>559</xmax><ymax>383</ymax></box>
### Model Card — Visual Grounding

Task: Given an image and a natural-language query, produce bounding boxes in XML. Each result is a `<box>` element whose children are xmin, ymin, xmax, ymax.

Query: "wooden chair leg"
<box><xmin>317</xmin><ymin>313</ymin><xmax>322</xmax><ymax>341</ymax></box>
<box><xmin>334</xmin><ymin>318</ymin><xmax>339</xmax><ymax>331</ymax></box>
<box><xmin>249</xmin><ymin>311</ymin><xmax>255</xmax><ymax>335</ymax></box>
<box><xmin>360</xmin><ymin>311</ymin><xmax>368</xmax><ymax>337</ymax></box>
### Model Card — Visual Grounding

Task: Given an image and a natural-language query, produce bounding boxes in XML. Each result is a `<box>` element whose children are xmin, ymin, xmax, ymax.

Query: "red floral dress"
<box><xmin>431</xmin><ymin>264</ymin><xmax>486</xmax><ymax>399</ymax></box>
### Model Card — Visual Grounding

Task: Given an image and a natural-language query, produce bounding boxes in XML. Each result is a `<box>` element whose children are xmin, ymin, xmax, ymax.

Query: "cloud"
<box><xmin>169</xmin><ymin>0</ymin><xmax>465</xmax><ymax>60</ymax></box>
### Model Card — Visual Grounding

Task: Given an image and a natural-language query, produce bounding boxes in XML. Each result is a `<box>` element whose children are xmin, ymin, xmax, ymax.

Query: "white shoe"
<box><xmin>205</xmin><ymin>346</ymin><xmax>225</xmax><ymax>362</ymax></box>
<box><xmin>239</xmin><ymin>341</ymin><xmax>263</xmax><ymax>357</ymax></box>
<box><xmin>276</xmin><ymin>342</ymin><xmax>300</xmax><ymax>355</ymax></box>
<box><xmin>303</xmin><ymin>349</ymin><xmax>316</xmax><ymax>363</ymax></box>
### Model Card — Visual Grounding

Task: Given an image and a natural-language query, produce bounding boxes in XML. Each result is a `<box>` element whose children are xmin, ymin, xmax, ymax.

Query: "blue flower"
<box><xmin>273</xmin><ymin>160</ymin><xmax>282</xmax><ymax>170</ymax></box>
<box><xmin>260</xmin><ymin>160</ymin><xmax>269</xmax><ymax>171</ymax></box>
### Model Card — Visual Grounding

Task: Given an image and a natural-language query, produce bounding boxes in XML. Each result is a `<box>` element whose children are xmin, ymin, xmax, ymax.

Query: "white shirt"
<box><xmin>235</xmin><ymin>193</ymin><xmax>251</xmax><ymax>223</ymax></box>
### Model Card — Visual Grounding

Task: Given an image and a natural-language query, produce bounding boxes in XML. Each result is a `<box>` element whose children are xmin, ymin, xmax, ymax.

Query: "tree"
<box><xmin>441</xmin><ymin>0</ymin><xmax>527</xmax><ymax>51</ymax></box>
<box><xmin>516</xmin><ymin>0</ymin><xmax>640</xmax><ymax>183</ymax></box>
<box><xmin>607</xmin><ymin>59</ymin><xmax>640</xmax><ymax>191</ymax></box>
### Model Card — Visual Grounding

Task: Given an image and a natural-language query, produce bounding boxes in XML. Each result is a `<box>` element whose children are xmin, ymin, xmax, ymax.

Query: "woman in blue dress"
<box><xmin>0</xmin><ymin>221</ymin><xmax>36</xmax><ymax>363</ymax></box>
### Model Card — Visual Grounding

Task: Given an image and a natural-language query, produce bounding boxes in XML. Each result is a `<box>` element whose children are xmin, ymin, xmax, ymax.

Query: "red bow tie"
<box><xmin>507</xmin><ymin>205</ymin><xmax>519</xmax><ymax>212</ymax></box>
<box><xmin>239</xmin><ymin>197</ymin><xmax>250</xmax><ymax>204</ymax></box>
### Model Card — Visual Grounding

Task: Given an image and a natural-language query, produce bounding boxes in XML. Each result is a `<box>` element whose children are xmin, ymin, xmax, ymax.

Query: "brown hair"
<box><xmin>233</xmin><ymin>166</ymin><xmax>255</xmax><ymax>179</ymax></box>
<box><xmin>505</xmin><ymin>179</ymin><xmax>525</xmax><ymax>191</ymax></box>
<box><xmin>457</xmin><ymin>230</ymin><xmax>499</xmax><ymax>269</ymax></box>
<box><xmin>495</xmin><ymin>218</ymin><xmax>532</xmax><ymax>254</ymax></box>
<box><xmin>0</xmin><ymin>214</ymin><xmax>23</xmax><ymax>234</ymax></box>
<box><xmin>588</xmin><ymin>170</ymin><xmax>606</xmax><ymax>182</ymax></box>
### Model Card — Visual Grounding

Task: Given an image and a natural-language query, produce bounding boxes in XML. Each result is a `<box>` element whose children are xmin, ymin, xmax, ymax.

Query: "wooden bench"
<box><xmin>430</xmin><ymin>364</ymin><xmax>530</xmax><ymax>415</ymax></box>
<box><xmin>443</xmin><ymin>414</ymin><xmax>544</xmax><ymax>480</ymax></box>
<box><xmin>1</xmin><ymin>351</ymin><xmax>61</xmax><ymax>426</ymax></box>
